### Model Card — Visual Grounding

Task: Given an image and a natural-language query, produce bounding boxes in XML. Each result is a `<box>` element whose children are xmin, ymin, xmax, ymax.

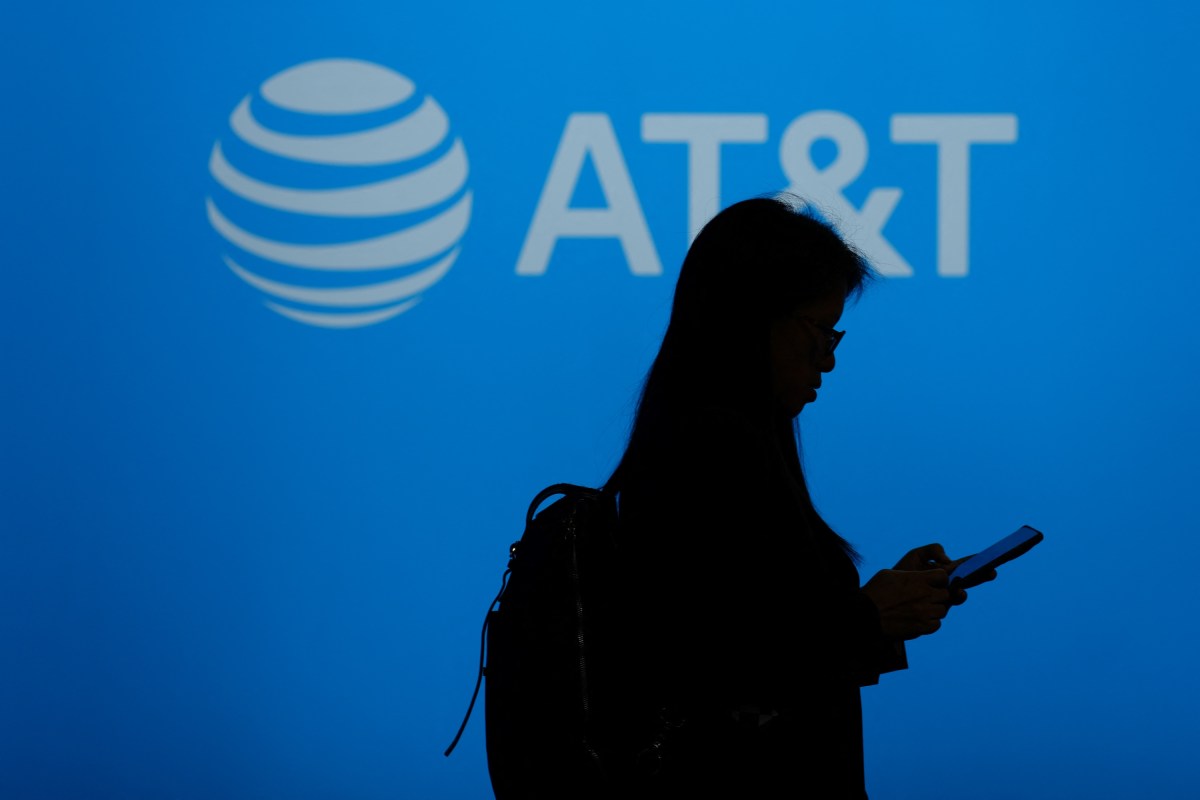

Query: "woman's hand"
<box><xmin>893</xmin><ymin>543</ymin><xmax>952</xmax><ymax>572</ymax></box>
<box><xmin>942</xmin><ymin>556</ymin><xmax>998</xmax><ymax>592</ymax></box>
<box><xmin>891</xmin><ymin>543</ymin><xmax>997</xmax><ymax>605</ymax></box>
<box><xmin>861</xmin><ymin>568</ymin><xmax>951</xmax><ymax>641</ymax></box>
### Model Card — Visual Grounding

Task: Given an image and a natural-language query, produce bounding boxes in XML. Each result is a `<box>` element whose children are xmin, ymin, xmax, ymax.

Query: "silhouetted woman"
<box><xmin>607</xmin><ymin>195</ymin><xmax>970</xmax><ymax>798</ymax></box>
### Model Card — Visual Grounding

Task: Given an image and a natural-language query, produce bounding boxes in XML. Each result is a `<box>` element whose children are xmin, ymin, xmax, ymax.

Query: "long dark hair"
<box><xmin>606</xmin><ymin>195</ymin><xmax>874</xmax><ymax>561</ymax></box>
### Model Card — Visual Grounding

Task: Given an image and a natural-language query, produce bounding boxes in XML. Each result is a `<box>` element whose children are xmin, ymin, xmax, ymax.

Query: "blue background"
<box><xmin>3</xmin><ymin>2</ymin><xmax>1198</xmax><ymax>797</ymax></box>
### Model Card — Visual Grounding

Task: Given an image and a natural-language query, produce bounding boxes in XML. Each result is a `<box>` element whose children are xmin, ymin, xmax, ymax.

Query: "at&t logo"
<box><xmin>207</xmin><ymin>58</ymin><xmax>471</xmax><ymax>328</ymax></box>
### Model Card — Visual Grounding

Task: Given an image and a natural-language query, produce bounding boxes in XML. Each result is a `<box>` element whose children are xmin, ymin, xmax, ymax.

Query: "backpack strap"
<box><xmin>525</xmin><ymin>483</ymin><xmax>598</xmax><ymax>527</ymax></box>
<box><xmin>443</xmin><ymin>565</ymin><xmax>510</xmax><ymax>757</ymax></box>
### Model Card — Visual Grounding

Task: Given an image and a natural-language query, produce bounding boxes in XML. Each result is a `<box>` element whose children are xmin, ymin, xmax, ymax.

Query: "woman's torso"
<box><xmin>614</xmin><ymin>407</ymin><xmax>870</xmax><ymax>797</ymax></box>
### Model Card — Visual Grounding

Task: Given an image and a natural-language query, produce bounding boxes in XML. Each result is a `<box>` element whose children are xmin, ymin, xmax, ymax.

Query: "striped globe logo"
<box><xmin>206</xmin><ymin>59</ymin><xmax>471</xmax><ymax>328</ymax></box>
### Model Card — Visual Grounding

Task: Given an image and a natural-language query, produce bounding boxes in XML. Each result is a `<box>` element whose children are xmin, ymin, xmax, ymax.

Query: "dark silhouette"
<box><xmin>605</xmin><ymin>195</ymin><xmax>987</xmax><ymax>798</ymax></box>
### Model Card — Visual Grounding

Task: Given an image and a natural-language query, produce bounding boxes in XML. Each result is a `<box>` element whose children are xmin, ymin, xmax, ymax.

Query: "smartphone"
<box><xmin>948</xmin><ymin>525</ymin><xmax>1044</xmax><ymax>588</ymax></box>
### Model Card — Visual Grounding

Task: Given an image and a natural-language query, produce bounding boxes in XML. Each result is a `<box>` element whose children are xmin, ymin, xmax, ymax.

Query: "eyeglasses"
<box><xmin>795</xmin><ymin>316</ymin><xmax>845</xmax><ymax>358</ymax></box>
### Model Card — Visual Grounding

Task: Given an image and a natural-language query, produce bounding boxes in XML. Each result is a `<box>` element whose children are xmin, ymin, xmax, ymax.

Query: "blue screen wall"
<box><xmin>3</xmin><ymin>2</ymin><xmax>1199</xmax><ymax>797</ymax></box>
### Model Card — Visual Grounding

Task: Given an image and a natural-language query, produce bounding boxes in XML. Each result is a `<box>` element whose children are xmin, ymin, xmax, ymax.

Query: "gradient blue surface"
<box><xmin>3</xmin><ymin>2</ymin><xmax>1199</xmax><ymax>797</ymax></box>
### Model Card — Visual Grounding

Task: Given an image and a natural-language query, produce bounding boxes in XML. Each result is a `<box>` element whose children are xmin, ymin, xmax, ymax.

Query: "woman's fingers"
<box><xmin>863</xmin><ymin>568</ymin><xmax>957</xmax><ymax>641</ymax></box>
<box><xmin>918</xmin><ymin>595</ymin><xmax>950</xmax><ymax>620</ymax></box>
<box><xmin>894</xmin><ymin>543</ymin><xmax>951</xmax><ymax>571</ymax></box>
<box><xmin>958</xmin><ymin>566</ymin><xmax>999</xmax><ymax>590</ymax></box>
<box><xmin>919</xmin><ymin>543</ymin><xmax>950</xmax><ymax>565</ymax></box>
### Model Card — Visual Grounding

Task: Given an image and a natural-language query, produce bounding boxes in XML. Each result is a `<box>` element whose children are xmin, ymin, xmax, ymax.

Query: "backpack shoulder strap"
<box><xmin>525</xmin><ymin>483</ymin><xmax>600</xmax><ymax>527</ymax></box>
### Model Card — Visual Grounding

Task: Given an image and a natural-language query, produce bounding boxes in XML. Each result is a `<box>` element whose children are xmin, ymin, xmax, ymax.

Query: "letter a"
<box><xmin>517</xmin><ymin>114</ymin><xmax>662</xmax><ymax>276</ymax></box>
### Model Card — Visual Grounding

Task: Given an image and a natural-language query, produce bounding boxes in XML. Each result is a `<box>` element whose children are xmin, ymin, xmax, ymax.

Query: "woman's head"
<box><xmin>609</xmin><ymin>195</ymin><xmax>871</xmax><ymax>559</ymax></box>
<box><xmin>651</xmin><ymin>195</ymin><xmax>873</xmax><ymax>419</ymax></box>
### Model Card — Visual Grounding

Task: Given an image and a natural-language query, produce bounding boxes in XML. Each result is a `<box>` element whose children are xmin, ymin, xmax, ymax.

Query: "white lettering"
<box><xmin>891</xmin><ymin>114</ymin><xmax>1018</xmax><ymax>277</ymax></box>
<box><xmin>780</xmin><ymin>111</ymin><xmax>912</xmax><ymax>277</ymax></box>
<box><xmin>516</xmin><ymin>113</ymin><xmax>661</xmax><ymax>276</ymax></box>
<box><xmin>641</xmin><ymin>113</ymin><xmax>769</xmax><ymax>242</ymax></box>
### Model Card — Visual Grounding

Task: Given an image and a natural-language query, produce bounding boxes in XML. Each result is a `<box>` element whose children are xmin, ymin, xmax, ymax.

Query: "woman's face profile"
<box><xmin>769</xmin><ymin>286</ymin><xmax>846</xmax><ymax>418</ymax></box>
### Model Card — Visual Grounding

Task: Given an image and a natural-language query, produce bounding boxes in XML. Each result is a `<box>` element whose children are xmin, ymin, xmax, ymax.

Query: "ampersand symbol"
<box><xmin>780</xmin><ymin>111</ymin><xmax>912</xmax><ymax>277</ymax></box>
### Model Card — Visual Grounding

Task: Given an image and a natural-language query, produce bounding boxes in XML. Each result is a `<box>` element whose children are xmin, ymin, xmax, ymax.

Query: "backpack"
<box><xmin>445</xmin><ymin>484</ymin><xmax>678</xmax><ymax>798</ymax></box>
